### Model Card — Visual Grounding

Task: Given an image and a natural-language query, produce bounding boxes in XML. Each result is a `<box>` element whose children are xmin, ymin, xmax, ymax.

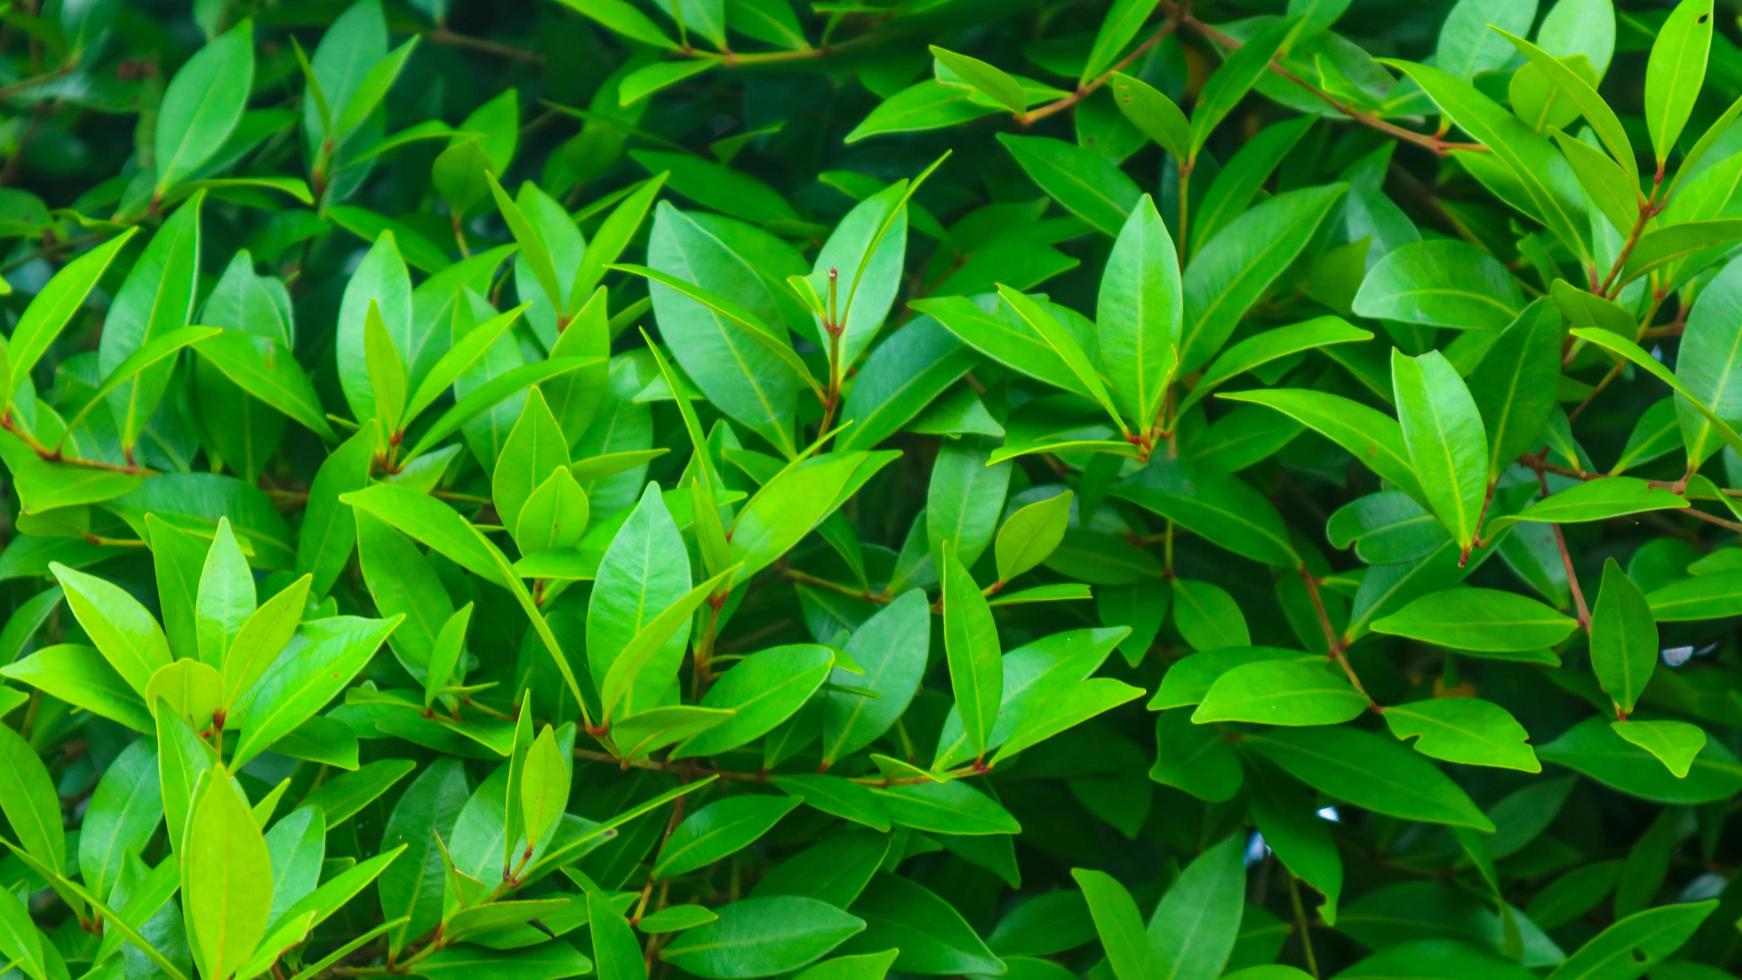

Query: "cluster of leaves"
<box><xmin>10</xmin><ymin>0</ymin><xmax>1742</xmax><ymax>977</ymax></box>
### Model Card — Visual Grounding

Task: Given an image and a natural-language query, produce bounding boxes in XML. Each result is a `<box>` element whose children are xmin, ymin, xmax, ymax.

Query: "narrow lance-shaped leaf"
<box><xmin>942</xmin><ymin>542</ymin><xmax>1001</xmax><ymax>761</ymax></box>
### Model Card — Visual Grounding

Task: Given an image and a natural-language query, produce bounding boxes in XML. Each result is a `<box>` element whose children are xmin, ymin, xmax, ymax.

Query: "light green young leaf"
<box><xmin>51</xmin><ymin>561</ymin><xmax>173</xmax><ymax>697</ymax></box>
<box><xmin>1098</xmin><ymin>194</ymin><xmax>1180</xmax><ymax>427</ymax></box>
<box><xmin>362</xmin><ymin>301</ymin><xmax>407</xmax><ymax>438</ymax></box>
<box><xmin>1643</xmin><ymin>0</ymin><xmax>1714</xmax><ymax>167</ymax></box>
<box><xmin>995</xmin><ymin>490</ymin><xmax>1073</xmax><ymax>584</ymax></box>
<box><xmin>183</xmin><ymin>768</ymin><xmax>272</xmax><ymax>980</ymax></box>
<box><xmin>1109</xmin><ymin>73</ymin><xmax>1190</xmax><ymax>160</ymax></box>
<box><xmin>1611</xmin><ymin>720</ymin><xmax>1707</xmax><ymax>779</ymax></box>
<box><xmin>518</xmin><ymin>725</ymin><xmax>572</xmax><ymax>857</ymax></box>
<box><xmin>1391</xmin><ymin>349</ymin><xmax>1488</xmax><ymax>551</ymax></box>
<box><xmin>0</xmin><ymin>721</ymin><xmax>65</xmax><ymax>878</ymax></box>
<box><xmin>930</xmin><ymin>45</ymin><xmax>1028</xmax><ymax>113</ymax></box>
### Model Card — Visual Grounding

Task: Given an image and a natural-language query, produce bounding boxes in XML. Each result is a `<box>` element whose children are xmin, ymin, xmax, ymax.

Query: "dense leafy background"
<box><xmin>6</xmin><ymin>0</ymin><xmax>1742</xmax><ymax>977</ymax></box>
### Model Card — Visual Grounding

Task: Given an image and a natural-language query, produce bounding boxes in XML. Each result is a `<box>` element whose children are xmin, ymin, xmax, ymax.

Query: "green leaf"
<box><xmin>1548</xmin><ymin>900</ymin><xmax>1715</xmax><ymax>979</ymax></box>
<box><xmin>600</xmin><ymin>565</ymin><xmax>739</xmax><ymax>722</ymax></box>
<box><xmin>618</xmin><ymin>58</ymin><xmax>717</xmax><ymax>106</ymax></box>
<box><xmin>0</xmin><ymin>721</ymin><xmax>64</xmax><ymax>877</ymax></box>
<box><xmin>1190</xmin><ymin>19</ymin><xmax>1297</xmax><ymax>162</ymax></box>
<box><xmin>192</xmin><ymin>332</ymin><xmax>337</xmax><ymax>440</ymax></box>
<box><xmin>874</xmin><ymin>778</ymin><xmax>1020</xmax><ymax>836</ymax></box>
<box><xmin>1674</xmin><ymin>256</ymin><xmax>1742</xmax><ymax>466</ymax></box>
<box><xmin>836</xmin><ymin>315</ymin><xmax>976</xmax><ymax>451</ymax></box>
<box><xmin>296</xmin><ymin>421</ymin><xmax>378</xmax><ymax>597</ymax></box>
<box><xmin>845</xmin><ymin>81</ymin><xmax>1000</xmax><ymax>143</ymax></box>
<box><xmin>930</xmin><ymin>46</ymin><xmax>1028</xmax><ymax>113</ymax></box>
<box><xmin>493</xmin><ymin>386</ymin><xmax>569</xmax><ymax>535</ymax></box>
<box><xmin>230</xmin><ymin>615</ymin><xmax>399</xmax><ymax>767</ymax></box>
<box><xmin>1113</xmin><ymin>459</ymin><xmax>1298</xmax><ymax>567</ymax></box>
<box><xmin>1147</xmin><ymin>835</ymin><xmax>1246</xmax><ymax>979</ymax></box>
<box><xmin>1354</xmin><ymin>240</ymin><xmax>1524</xmax><ymax>331</ymax></box>
<box><xmin>1538</xmin><ymin>717</ymin><xmax>1742</xmax><ymax>803</ymax></box>
<box><xmin>843</xmin><ymin>874</ymin><xmax>1004</xmax><ymax>975</ymax></box>
<box><xmin>50</xmin><ymin>561</ymin><xmax>172</xmax><ymax>697</ymax></box>
<box><xmin>1373</xmin><ymin>586</ymin><xmax>1576</xmax><ymax>654</ymax></box>
<box><xmin>656</xmin><ymin>795</ymin><xmax>801</xmax><ymax>878</ymax></box>
<box><xmin>1386</xmin><ymin>58</ymin><xmax>1590</xmax><ymax>262</ymax></box>
<box><xmin>379</xmin><ymin>759</ymin><xmax>468</xmax><ymax>953</ymax></box>
<box><xmin>1180</xmin><ymin>184</ymin><xmax>1347</xmax><ymax>371</ymax></box>
<box><xmin>100</xmin><ymin>194</ymin><xmax>203</xmax><ymax>451</ymax></box>
<box><xmin>155</xmin><ymin>20</ymin><xmax>255</xmax><ymax>193</ymax></box>
<box><xmin>1109</xmin><ymin>73</ymin><xmax>1190</xmax><ymax>160</ymax></box>
<box><xmin>1245</xmin><ymin>727</ymin><xmax>1495</xmax><ymax>830</ymax></box>
<box><xmin>1391</xmin><ymin>349</ymin><xmax>1489</xmax><ymax>550</ymax></box>
<box><xmin>672</xmin><ymin>643</ymin><xmax>834</xmax><ymax>758</ymax></box>
<box><xmin>729</xmin><ymin>451</ymin><xmax>896</xmax><ymax>580</ymax></box>
<box><xmin>1590</xmin><ymin>558</ymin><xmax>1658</xmax><ymax>714</ymax></box>
<box><xmin>820</xmin><ymin>590</ymin><xmax>931</xmax><ymax>765</ymax></box>
<box><xmin>1436</xmin><ymin>0</ymin><xmax>1535</xmax><ymax>78</ymax></box>
<box><xmin>942</xmin><ymin>544</ymin><xmax>1002</xmax><ymax>761</ymax></box>
<box><xmin>1217</xmin><ymin>388</ymin><xmax>1422</xmax><ymax>498</ymax></box>
<box><xmin>1643</xmin><ymin>0</ymin><xmax>1714</xmax><ymax>167</ymax></box>
<box><xmin>1192</xmin><ymin>660</ymin><xmax>1367</xmax><ymax>726</ymax></box>
<box><xmin>555</xmin><ymin>0</ymin><xmax>676</xmax><ymax>48</ymax></box>
<box><xmin>0</xmin><ymin>884</ymin><xmax>48</xmax><ymax>980</ymax></box>
<box><xmin>1183</xmin><ymin>316</ymin><xmax>1372</xmax><ymax>413</ymax></box>
<box><xmin>78</xmin><ymin>738</ymin><xmax>161</xmax><ymax>903</ymax></box>
<box><xmin>519</xmin><ymin>725</ymin><xmax>573</xmax><ymax>856</ymax></box>
<box><xmin>1611</xmin><ymin>719</ymin><xmax>1707</xmax><ymax>779</ymax></box>
<box><xmin>585</xmin><ymin>889</ymin><xmax>645</xmax><ymax>980</ymax></box>
<box><xmin>1073</xmin><ymin>868</ymin><xmax>1166</xmax><ymax>980</ymax></box>
<box><xmin>221</xmin><ymin>574</ymin><xmax>309</xmax><ymax>710</ymax></box>
<box><xmin>914</xmin><ymin>295</ymin><xmax>1096</xmax><ymax>399</ymax></box>
<box><xmin>5</xmin><ymin>230</ymin><xmax>138</xmax><ymax>395</ymax></box>
<box><xmin>995</xmin><ymin>490</ymin><xmax>1073</xmax><ymax>584</ymax></box>
<box><xmin>1383</xmin><ymin>698</ymin><xmax>1541</xmax><ymax>772</ymax></box>
<box><xmin>362</xmin><ymin>302</ymin><xmax>407</xmax><ymax>438</ymax></box>
<box><xmin>648</xmin><ymin>204</ymin><xmax>800</xmax><ymax>455</ymax></box>
<box><xmin>342</xmin><ymin>484</ymin><xmax>507</xmax><ymax>586</ymax></box>
<box><xmin>1098</xmin><ymin>194</ymin><xmax>1180</xmax><ymax>426</ymax></box>
<box><xmin>183</xmin><ymin>768</ymin><xmax>273</xmax><ymax>980</ymax></box>
<box><xmin>998</xmin><ymin>134</ymin><xmax>1144</xmax><ymax>236</ymax></box>
<box><xmin>1084</xmin><ymin>0</ymin><xmax>1162</xmax><ymax>81</ymax></box>
<box><xmin>1572</xmin><ymin>326</ymin><xmax>1742</xmax><ymax>458</ymax></box>
<box><xmin>1463</xmin><ymin>299</ymin><xmax>1560</xmax><ymax>480</ymax></box>
<box><xmin>588</xmin><ymin>483</ymin><xmax>692</xmax><ymax>709</ymax></box>
<box><xmin>660</xmin><ymin>896</ymin><xmax>865</xmax><ymax>979</ymax></box>
<box><xmin>1497</xmin><ymin>29</ymin><xmax>1634</xmax><ymax>171</ymax></box>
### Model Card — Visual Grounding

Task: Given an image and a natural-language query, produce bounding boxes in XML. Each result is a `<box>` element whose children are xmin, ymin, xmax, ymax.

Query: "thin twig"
<box><xmin>1177</xmin><ymin>11</ymin><xmax>1487</xmax><ymax>157</ymax></box>
<box><xmin>1017</xmin><ymin>21</ymin><xmax>1180</xmax><ymax>126</ymax></box>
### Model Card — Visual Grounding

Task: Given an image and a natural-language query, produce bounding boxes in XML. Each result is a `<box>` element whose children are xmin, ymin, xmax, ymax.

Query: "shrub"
<box><xmin>3</xmin><ymin>0</ymin><xmax>1742</xmax><ymax>976</ymax></box>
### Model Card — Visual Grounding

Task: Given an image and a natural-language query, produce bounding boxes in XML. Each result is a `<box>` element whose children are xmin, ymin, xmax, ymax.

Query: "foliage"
<box><xmin>7</xmin><ymin>0</ymin><xmax>1742</xmax><ymax>977</ymax></box>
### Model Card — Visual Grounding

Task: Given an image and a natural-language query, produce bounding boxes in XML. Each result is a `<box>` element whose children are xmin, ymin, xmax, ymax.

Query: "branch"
<box><xmin>1</xmin><ymin>414</ymin><xmax>156</xmax><ymax>475</ymax></box>
<box><xmin>1176</xmin><ymin>11</ymin><xmax>1487</xmax><ymax>157</ymax></box>
<box><xmin>1017</xmin><ymin>21</ymin><xmax>1181</xmax><ymax>126</ymax></box>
